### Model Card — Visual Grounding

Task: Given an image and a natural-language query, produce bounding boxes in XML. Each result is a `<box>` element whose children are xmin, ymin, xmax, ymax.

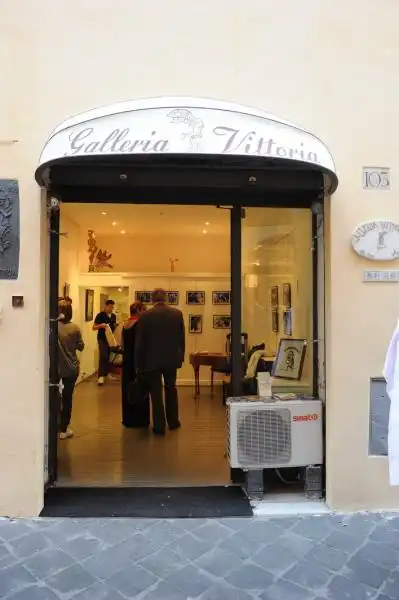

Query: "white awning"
<box><xmin>35</xmin><ymin>97</ymin><xmax>337</xmax><ymax>193</ymax></box>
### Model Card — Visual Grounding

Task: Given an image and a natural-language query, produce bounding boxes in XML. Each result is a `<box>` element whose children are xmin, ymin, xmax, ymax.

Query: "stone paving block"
<box><xmin>344</xmin><ymin>553</ymin><xmax>391</xmax><ymax>589</ymax></box>
<box><xmin>195</xmin><ymin>547</ymin><xmax>243</xmax><ymax>578</ymax></box>
<box><xmin>6</xmin><ymin>583</ymin><xmax>60</xmax><ymax>600</ymax></box>
<box><xmin>84</xmin><ymin>519</ymin><xmax>145</xmax><ymax>546</ymax></box>
<box><xmin>145</xmin><ymin>521</ymin><xmax>185</xmax><ymax>547</ymax></box>
<box><xmin>274</xmin><ymin>532</ymin><xmax>314</xmax><ymax>559</ymax></box>
<box><xmin>381</xmin><ymin>569</ymin><xmax>399</xmax><ymax>598</ymax></box>
<box><xmin>171</xmin><ymin>518</ymin><xmax>208</xmax><ymax>532</ymax></box>
<box><xmin>141</xmin><ymin>580</ymin><xmax>188</xmax><ymax>600</ymax></box>
<box><xmin>193</xmin><ymin>521</ymin><xmax>234</xmax><ymax>543</ymax></box>
<box><xmin>370</xmin><ymin>524</ymin><xmax>399</xmax><ymax>548</ymax></box>
<box><xmin>218</xmin><ymin>531</ymin><xmax>265</xmax><ymax>560</ymax></box>
<box><xmin>200</xmin><ymin>582</ymin><xmax>256</xmax><ymax>600</ymax></box>
<box><xmin>284</xmin><ymin>558</ymin><xmax>332</xmax><ymax>591</ymax></box>
<box><xmin>73</xmin><ymin>581</ymin><xmax>127</xmax><ymax>599</ymax></box>
<box><xmin>226</xmin><ymin>563</ymin><xmax>274</xmax><ymax>590</ymax></box>
<box><xmin>165</xmin><ymin>564</ymin><xmax>216</xmax><ymax>597</ymax></box>
<box><xmin>46</xmin><ymin>563</ymin><xmax>97</xmax><ymax>597</ymax></box>
<box><xmin>167</xmin><ymin>532</ymin><xmax>214</xmax><ymax>561</ymax></box>
<box><xmin>43</xmin><ymin>519</ymin><xmax>89</xmax><ymax>544</ymax></box>
<box><xmin>356</xmin><ymin>542</ymin><xmax>398</xmax><ymax>570</ymax></box>
<box><xmin>218</xmin><ymin>517</ymin><xmax>254</xmax><ymax>532</ymax></box>
<box><xmin>139</xmin><ymin>548</ymin><xmax>187</xmax><ymax>578</ymax></box>
<box><xmin>81</xmin><ymin>540</ymin><xmax>139</xmax><ymax>580</ymax></box>
<box><xmin>61</xmin><ymin>531</ymin><xmax>110</xmax><ymax>560</ymax></box>
<box><xmin>324</xmin><ymin>530</ymin><xmax>364</xmax><ymax>554</ymax></box>
<box><xmin>239</xmin><ymin>520</ymin><xmax>284</xmax><ymax>544</ymax></box>
<box><xmin>325</xmin><ymin>574</ymin><xmax>376</xmax><ymax>600</ymax></box>
<box><xmin>327</xmin><ymin>513</ymin><xmax>380</xmax><ymax>538</ymax></box>
<box><xmin>107</xmin><ymin>564</ymin><xmax>158</xmax><ymax>597</ymax></box>
<box><xmin>252</xmin><ymin>543</ymin><xmax>298</xmax><ymax>576</ymax></box>
<box><xmin>7</xmin><ymin>531</ymin><xmax>52</xmax><ymax>559</ymax></box>
<box><xmin>304</xmin><ymin>541</ymin><xmax>350</xmax><ymax>572</ymax></box>
<box><xmin>0</xmin><ymin>551</ymin><xmax>18</xmax><ymax>571</ymax></box>
<box><xmin>259</xmin><ymin>578</ymin><xmax>311</xmax><ymax>600</ymax></box>
<box><xmin>23</xmin><ymin>547</ymin><xmax>76</xmax><ymax>579</ymax></box>
<box><xmin>0</xmin><ymin>519</ymin><xmax>32</xmax><ymax>542</ymax></box>
<box><xmin>291</xmin><ymin>517</ymin><xmax>333</xmax><ymax>541</ymax></box>
<box><xmin>0</xmin><ymin>563</ymin><xmax>37</xmax><ymax>598</ymax></box>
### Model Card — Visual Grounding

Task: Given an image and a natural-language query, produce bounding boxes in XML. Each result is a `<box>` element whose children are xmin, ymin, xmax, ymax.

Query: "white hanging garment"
<box><xmin>104</xmin><ymin>324</ymin><xmax>118</xmax><ymax>348</ymax></box>
<box><xmin>383</xmin><ymin>319</ymin><xmax>399</xmax><ymax>486</ymax></box>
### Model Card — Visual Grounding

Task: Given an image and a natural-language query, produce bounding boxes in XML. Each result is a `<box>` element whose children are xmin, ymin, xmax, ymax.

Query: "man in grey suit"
<box><xmin>135</xmin><ymin>288</ymin><xmax>185</xmax><ymax>435</ymax></box>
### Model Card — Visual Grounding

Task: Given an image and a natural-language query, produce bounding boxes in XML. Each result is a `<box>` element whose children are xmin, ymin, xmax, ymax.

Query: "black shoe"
<box><xmin>169</xmin><ymin>422</ymin><xmax>181</xmax><ymax>431</ymax></box>
<box><xmin>153</xmin><ymin>428</ymin><xmax>165</xmax><ymax>436</ymax></box>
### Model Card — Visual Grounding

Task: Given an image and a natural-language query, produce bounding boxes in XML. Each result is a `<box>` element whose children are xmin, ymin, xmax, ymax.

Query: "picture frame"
<box><xmin>186</xmin><ymin>291</ymin><xmax>205</xmax><ymax>305</ymax></box>
<box><xmin>282</xmin><ymin>283</ymin><xmax>291</xmax><ymax>308</ymax></box>
<box><xmin>283</xmin><ymin>309</ymin><xmax>292</xmax><ymax>336</ymax></box>
<box><xmin>188</xmin><ymin>314</ymin><xmax>203</xmax><ymax>333</ymax></box>
<box><xmin>271</xmin><ymin>286</ymin><xmax>279</xmax><ymax>308</ymax></box>
<box><xmin>85</xmin><ymin>289</ymin><xmax>94</xmax><ymax>322</ymax></box>
<box><xmin>272</xmin><ymin>338</ymin><xmax>307</xmax><ymax>380</ymax></box>
<box><xmin>166</xmin><ymin>291</ymin><xmax>179</xmax><ymax>305</ymax></box>
<box><xmin>135</xmin><ymin>291</ymin><xmax>152</xmax><ymax>304</ymax></box>
<box><xmin>271</xmin><ymin>309</ymin><xmax>279</xmax><ymax>333</ymax></box>
<box><xmin>213</xmin><ymin>314</ymin><xmax>231</xmax><ymax>329</ymax></box>
<box><xmin>212</xmin><ymin>291</ymin><xmax>231</xmax><ymax>305</ymax></box>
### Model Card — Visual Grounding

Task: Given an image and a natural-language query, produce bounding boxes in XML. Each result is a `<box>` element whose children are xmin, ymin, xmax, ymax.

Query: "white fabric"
<box><xmin>246</xmin><ymin>350</ymin><xmax>264</xmax><ymax>379</ymax></box>
<box><xmin>104</xmin><ymin>324</ymin><xmax>118</xmax><ymax>348</ymax></box>
<box><xmin>383</xmin><ymin>319</ymin><xmax>399</xmax><ymax>485</ymax></box>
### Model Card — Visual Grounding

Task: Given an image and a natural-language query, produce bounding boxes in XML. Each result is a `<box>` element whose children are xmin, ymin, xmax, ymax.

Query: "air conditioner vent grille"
<box><xmin>236</xmin><ymin>408</ymin><xmax>292</xmax><ymax>466</ymax></box>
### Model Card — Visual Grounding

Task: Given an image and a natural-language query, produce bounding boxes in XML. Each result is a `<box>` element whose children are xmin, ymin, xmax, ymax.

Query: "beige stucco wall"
<box><xmin>1</xmin><ymin>0</ymin><xmax>399</xmax><ymax>515</ymax></box>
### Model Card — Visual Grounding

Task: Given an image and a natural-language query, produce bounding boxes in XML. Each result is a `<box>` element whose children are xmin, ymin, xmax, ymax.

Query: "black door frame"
<box><xmin>45</xmin><ymin>162</ymin><xmax>324</xmax><ymax>486</ymax></box>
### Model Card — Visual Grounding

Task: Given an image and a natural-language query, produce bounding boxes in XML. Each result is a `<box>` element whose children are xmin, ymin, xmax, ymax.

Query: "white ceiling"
<box><xmin>61</xmin><ymin>203</ymin><xmax>230</xmax><ymax>237</ymax></box>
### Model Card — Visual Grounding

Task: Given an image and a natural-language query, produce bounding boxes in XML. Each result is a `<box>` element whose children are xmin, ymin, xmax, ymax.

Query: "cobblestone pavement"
<box><xmin>0</xmin><ymin>513</ymin><xmax>399</xmax><ymax>599</ymax></box>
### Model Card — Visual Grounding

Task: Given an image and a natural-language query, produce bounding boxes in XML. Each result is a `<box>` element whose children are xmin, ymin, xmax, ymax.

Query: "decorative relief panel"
<box><xmin>0</xmin><ymin>179</ymin><xmax>19</xmax><ymax>280</ymax></box>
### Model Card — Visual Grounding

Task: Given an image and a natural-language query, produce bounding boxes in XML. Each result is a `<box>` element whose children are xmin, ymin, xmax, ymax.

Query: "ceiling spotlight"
<box><xmin>202</xmin><ymin>229</ymin><xmax>207</xmax><ymax>234</ymax></box>
<box><xmin>112</xmin><ymin>221</ymin><xmax>117</xmax><ymax>226</ymax></box>
<box><xmin>205</xmin><ymin>221</ymin><xmax>210</xmax><ymax>226</ymax></box>
<box><xmin>120</xmin><ymin>230</ymin><xmax>126</xmax><ymax>235</ymax></box>
<box><xmin>101</xmin><ymin>211</ymin><xmax>107</xmax><ymax>216</ymax></box>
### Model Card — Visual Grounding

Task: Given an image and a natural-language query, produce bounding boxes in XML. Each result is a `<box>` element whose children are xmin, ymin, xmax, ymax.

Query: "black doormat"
<box><xmin>40</xmin><ymin>486</ymin><xmax>253</xmax><ymax>518</ymax></box>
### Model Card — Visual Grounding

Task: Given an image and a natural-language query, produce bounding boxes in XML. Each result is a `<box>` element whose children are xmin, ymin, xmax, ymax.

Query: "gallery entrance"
<box><xmin>37</xmin><ymin>97</ymin><xmax>337</xmax><ymax>506</ymax></box>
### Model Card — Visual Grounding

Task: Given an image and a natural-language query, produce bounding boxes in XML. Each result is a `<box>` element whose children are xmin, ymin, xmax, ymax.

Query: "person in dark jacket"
<box><xmin>121</xmin><ymin>301</ymin><xmax>150</xmax><ymax>428</ymax></box>
<box><xmin>58</xmin><ymin>299</ymin><xmax>85</xmax><ymax>439</ymax></box>
<box><xmin>93</xmin><ymin>299</ymin><xmax>117</xmax><ymax>385</ymax></box>
<box><xmin>135</xmin><ymin>288</ymin><xmax>185</xmax><ymax>435</ymax></box>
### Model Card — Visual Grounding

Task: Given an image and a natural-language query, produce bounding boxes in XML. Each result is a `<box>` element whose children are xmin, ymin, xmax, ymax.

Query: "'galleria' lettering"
<box><xmin>67</xmin><ymin>128</ymin><xmax>169</xmax><ymax>155</ymax></box>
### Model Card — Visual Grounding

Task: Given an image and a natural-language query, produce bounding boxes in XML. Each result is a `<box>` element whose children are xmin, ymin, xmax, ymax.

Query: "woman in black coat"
<box><xmin>121</xmin><ymin>302</ymin><xmax>150</xmax><ymax>427</ymax></box>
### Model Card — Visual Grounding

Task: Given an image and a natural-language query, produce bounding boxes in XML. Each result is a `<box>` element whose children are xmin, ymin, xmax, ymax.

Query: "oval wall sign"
<box><xmin>352</xmin><ymin>220</ymin><xmax>399</xmax><ymax>261</ymax></box>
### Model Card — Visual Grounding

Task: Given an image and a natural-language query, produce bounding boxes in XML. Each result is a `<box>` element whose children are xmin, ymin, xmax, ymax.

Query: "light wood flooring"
<box><xmin>57</xmin><ymin>379</ymin><xmax>230</xmax><ymax>487</ymax></box>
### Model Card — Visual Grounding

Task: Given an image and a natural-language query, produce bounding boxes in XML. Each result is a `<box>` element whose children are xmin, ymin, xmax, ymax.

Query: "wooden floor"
<box><xmin>57</xmin><ymin>379</ymin><xmax>230</xmax><ymax>487</ymax></box>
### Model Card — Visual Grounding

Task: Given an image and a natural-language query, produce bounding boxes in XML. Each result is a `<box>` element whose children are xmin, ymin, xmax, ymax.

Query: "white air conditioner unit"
<box><xmin>227</xmin><ymin>397</ymin><xmax>323</xmax><ymax>469</ymax></box>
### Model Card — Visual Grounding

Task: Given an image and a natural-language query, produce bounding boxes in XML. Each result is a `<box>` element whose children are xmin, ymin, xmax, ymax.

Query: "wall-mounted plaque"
<box><xmin>363</xmin><ymin>167</ymin><xmax>390</xmax><ymax>191</ymax></box>
<box><xmin>0</xmin><ymin>180</ymin><xmax>19</xmax><ymax>280</ymax></box>
<box><xmin>363</xmin><ymin>270</ymin><xmax>399</xmax><ymax>282</ymax></box>
<box><xmin>352</xmin><ymin>220</ymin><xmax>399</xmax><ymax>261</ymax></box>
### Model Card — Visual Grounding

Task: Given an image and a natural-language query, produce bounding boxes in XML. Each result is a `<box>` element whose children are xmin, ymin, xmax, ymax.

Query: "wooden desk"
<box><xmin>189</xmin><ymin>353</ymin><xmax>229</xmax><ymax>397</ymax></box>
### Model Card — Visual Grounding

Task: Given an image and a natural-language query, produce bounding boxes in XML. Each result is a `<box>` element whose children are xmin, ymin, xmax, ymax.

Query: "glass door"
<box><xmin>241</xmin><ymin>207</ymin><xmax>314</xmax><ymax>395</ymax></box>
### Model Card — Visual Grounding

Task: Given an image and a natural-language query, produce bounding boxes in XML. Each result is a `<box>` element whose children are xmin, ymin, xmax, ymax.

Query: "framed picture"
<box><xmin>272</xmin><ymin>338</ymin><xmax>307</xmax><ymax>380</ymax></box>
<box><xmin>166</xmin><ymin>291</ymin><xmax>179</xmax><ymax>305</ymax></box>
<box><xmin>283</xmin><ymin>309</ymin><xmax>292</xmax><ymax>336</ymax></box>
<box><xmin>212</xmin><ymin>291</ymin><xmax>231</xmax><ymax>305</ymax></box>
<box><xmin>186</xmin><ymin>291</ymin><xmax>205</xmax><ymax>305</ymax></box>
<box><xmin>85</xmin><ymin>289</ymin><xmax>94</xmax><ymax>322</ymax></box>
<box><xmin>135</xmin><ymin>291</ymin><xmax>152</xmax><ymax>304</ymax></box>
<box><xmin>213</xmin><ymin>314</ymin><xmax>231</xmax><ymax>329</ymax></box>
<box><xmin>271</xmin><ymin>286</ymin><xmax>279</xmax><ymax>308</ymax></box>
<box><xmin>271</xmin><ymin>309</ymin><xmax>279</xmax><ymax>333</ymax></box>
<box><xmin>283</xmin><ymin>283</ymin><xmax>291</xmax><ymax>308</ymax></box>
<box><xmin>188</xmin><ymin>314</ymin><xmax>203</xmax><ymax>333</ymax></box>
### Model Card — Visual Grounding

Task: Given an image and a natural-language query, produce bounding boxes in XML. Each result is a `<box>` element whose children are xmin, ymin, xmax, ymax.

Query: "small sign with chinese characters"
<box><xmin>363</xmin><ymin>167</ymin><xmax>390</xmax><ymax>190</ymax></box>
<box><xmin>363</xmin><ymin>270</ymin><xmax>399</xmax><ymax>282</ymax></box>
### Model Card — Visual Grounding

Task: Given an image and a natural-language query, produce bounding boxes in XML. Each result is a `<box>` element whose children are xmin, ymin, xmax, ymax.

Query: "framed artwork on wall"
<box><xmin>212</xmin><ymin>291</ymin><xmax>231</xmax><ymax>305</ymax></box>
<box><xmin>213</xmin><ymin>315</ymin><xmax>231</xmax><ymax>329</ymax></box>
<box><xmin>85</xmin><ymin>289</ymin><xmax>94</xmax><ymax>322</ymax></box>
<box><xmin>283</xmin><ymin>283</ymin><xmax>291</xmax><ymax>308</ymax></box>
<box><xmin>271</xmin><ymin>286</ymin><xmax>278</xmax><ymax>308</ymax></box>
<box><xmin>271</xmin><ymin>309</ymin><xmax>279</xmax><ymax>333</ymax></box>
<box><xmin>166</xmin><ymin>291</ymin><xmax>179</xmax><ymax>305</ymax></box>
<box><xmin>272</xmin><ymin>338</ymin><xmax>307</xmax><ymax>380</ymax></box>
<box><xmin>188</xmin><ymin>314</ymin><xmax>203</xmax><ymax>333</ymax></box>
<box><xmin>283</xmin><ymin>309</ymin><xmax>292</xmax><ymax>335</ymax></box>
<box><xmin>186</xmin><ymin>291</ymin><xmax>205</xmax><ymax>305</ymax></box>
<box><xmin>135</xmin><ymin>291</ymin><xmax>152</xmax><ymax>304</ymax></box>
